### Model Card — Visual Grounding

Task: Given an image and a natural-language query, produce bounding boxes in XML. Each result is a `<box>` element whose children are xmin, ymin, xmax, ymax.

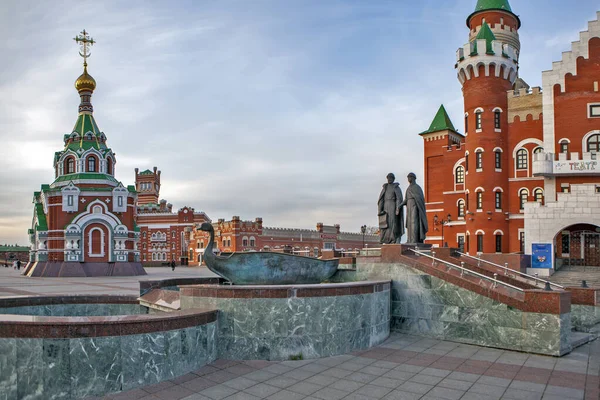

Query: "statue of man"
<box><xmin>400</xmin><ymin>172</ymin><xmax>428</xmax><ymax>244</ymax></box>
<box><xmin>378</xmin><ymin>173</ymin><xmax>404</xmax><ymax>244</ymax></box>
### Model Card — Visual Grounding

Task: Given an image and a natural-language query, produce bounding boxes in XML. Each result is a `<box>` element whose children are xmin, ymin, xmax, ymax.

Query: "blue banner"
<box><xmin>532</xmin><ymin>243</ymin><xmax>553</xmax><ymax>269</ymax></box>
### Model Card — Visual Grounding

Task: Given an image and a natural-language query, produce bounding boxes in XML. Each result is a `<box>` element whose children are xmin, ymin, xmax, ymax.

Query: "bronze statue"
<box><xmin>400</xmin><ymin>172</ymin><xmax>428</xmax><ymax>244</ymax></box>
<box><xmin>378</xmin><ymin>173</ymin><xmax>404</xmax><ymax>244</ymax></box>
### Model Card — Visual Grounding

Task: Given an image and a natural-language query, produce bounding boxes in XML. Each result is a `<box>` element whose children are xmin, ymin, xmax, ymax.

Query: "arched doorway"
<box><xmin>554</xmin><ymin>224</ymin><xmax>600</xmax><ymax>268</ymax></box>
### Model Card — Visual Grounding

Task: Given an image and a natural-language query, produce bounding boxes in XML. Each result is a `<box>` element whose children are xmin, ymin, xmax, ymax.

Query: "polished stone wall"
<box><xmin>0</xmin><ymin>322</ymin><xmax>217</xmax><ymax>400</ymax></box>
<box><xmin>354</xmin><ymin>261</ymin><xmax>572</xmax><ymax>356</ymax></box>
<box><xmin>181</xmin><ymin>290</ymin><xmax>390</xmax><ymax>361</ymax></box>
<box><xmin>0</xmin><ymin>303</ymin><xmax>147</xmax><ymax>317</ymax></box>
<box><xmin>572</xmin><ymin>304</ymin><xmax>600</xmax><ymax>332</ymax></box>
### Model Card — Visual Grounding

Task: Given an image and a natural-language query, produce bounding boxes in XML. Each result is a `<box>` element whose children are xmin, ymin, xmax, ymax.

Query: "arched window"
<box><xmin>66</xmin><ymin>157</ymin><xmax>75</xmax><ymax>174</ymax></box>
<box><xmin>533</xmin><ymin>147</ymin><xmax>544</xmax><ymax>154</ymax></box>
<box><xmin>87</xmin><ymin>156</ymin><xmax>97</xmax><ymax>172</ymax></box>
<box><xmin>475</xmin><ymin>150</ymin><xmax>483</xmax><ymax>169</ymax></box>
<box><xmin>475</xmin><ymin>110</ymin><xmax>482</xmax><ymax>130</ymax></box>
<box><xmin>107</xmin><ymin>158</ymin><xmax>113</xmax><ymax>175</ymax></box>
<box><xmin>476</xmin><ymin>233</ymin><xmax>484</xmax><ymax>252</ymax></box>
<box><xmin>516</xmin><ymin>149</ymin><xmax>528</xmax><ymax>170</ymax></box>
<box><xmin>458</xmin><ymin>200</ymin><xmax>465</xmax><ymax>217</ymax></box>
<box><xmin>587</xmin><ymin>134</ymin><xmax>600</xmax><ymax>153</ymax></box>
<box><xmin>495</xmin><ymin>234</ymin><xmax>502</xmax><ymax>253</ymax></box>
<box><xmin>519</xmin><ymin>189</ymin><xmax>528</xmax><ymax>210</ymax></box>
<box><xmin>464</xmin><ymin>115</ymin><xmax>469</xmax><ymax>133</ymax></box>
<box><xmin>559</xmin><ymin>140</ymin><xmax>570</xmax><ymax>154</ymax></box>
<box><xmin>495</xmin><ymin>191</ymin><xmax>502</xmax><ymax>209</ymax></box>
<box><xmin>476</xmin><ymin>191</ymin><xmax>483</xmax><ymax>210</ymax></box>
<box><xmin>534</xmin><ymin>188</ymin><xmax>544</xmax><ymax>204</ymax></box>
<box><xmin>455</xmin><ymin>166</ymin><xmax>465</xmax><ymax>184</ymax></box>
<box><xmin>494</xmin><ymin>110</ymin><xmax>501</xmax><ymax>129</ymax></box>
<box><xmin>250</xmin><ymin>237</ymin><xmax>255</xmax><ymax>247</ymax></box>
<box><xmin>242</xmin><ymin>237</ymin><xmax>248</xmax><ymax>247</ymax></box>
<box><xmin>143</xmin><ymin>243</ymin><xmax>146</xmax><ymax>250</ymax></box>
<box><xmin>494</xmin><ymin>150</ymin><xmax>502</xmax><ymax>169</ymax></box>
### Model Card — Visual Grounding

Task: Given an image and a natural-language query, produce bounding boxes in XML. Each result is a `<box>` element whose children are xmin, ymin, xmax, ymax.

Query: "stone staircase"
<box><xmin>547</xmin><ymin>266</ymin><xmax>600</xmax><ymax>288</ymax></box>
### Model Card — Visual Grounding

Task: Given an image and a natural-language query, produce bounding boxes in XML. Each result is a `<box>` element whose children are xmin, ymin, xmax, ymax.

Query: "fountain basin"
<box><xmin>180</xmin><ymin>280</ymin><xmax>391</xmax><ymax>360</ymax></box>
<box><xmin>0</xmin><ymin>295</ymin><xmax>217</xmax><ymax>399</ymax></box>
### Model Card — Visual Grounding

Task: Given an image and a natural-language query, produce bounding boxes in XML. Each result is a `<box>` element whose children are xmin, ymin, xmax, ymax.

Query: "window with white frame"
<box><xmin>494</xmin><ymin>110</ymin><xmax>501</xmax><ymax>129</ymax></box>
<box><xmin>250</xmin><ymin>237</ymin><xmax>255</xmax><ymax>247</ymax></box>
<box><xmin>587</xmin><ymin>134</ymin><xmax>600</xmax><ymax>153</ymax></box>
<box><xmin>495</xmin><ymin>191</ymin><xmax>502</xmax><ymax>209</ymax></box>
<box><xmin>455</xmin><ymin>166</ymin><xmax>465</xmax><ymax>184</ymax></box>
<box><xmin>534</xmin><ymin>188</ymin><xmax>544</xmax><ymax>204</ymax></box>
<box><xmin>559</xmin><ymin>140</ymin><xmax>569</xmax><ymax>154</ymax></box>
<box><xmin>475</xmin><ymin>150</ymin><xmax>483</xmax><ymax>170</ymax></box>
<box><xmin>458</xmin><ymin>199</ymin><xmax>465</xmax><ymax>217</ymax></box>
<box><xmin>475</xmin><ymin>111</ymin><xmax>482</xmax><ymax>130</ymax></box>
<box><xmin>516</xmin><ymin>149</ymin><xmax>528</xmax><ymax>170</ymax></box>
<box><xmin>476</xmin><ymin>192</ymin><xmax>483</xmax><ymax>210</ymax></box>
<box><xmin>519</xmin><ymin>189</ymin><xmax>528</xmax><ymax>209</ymax></box>
<box><xmin>589</xmin><ymin>104</ymin><xmax>600</xmax><ymax>118</ymax></box>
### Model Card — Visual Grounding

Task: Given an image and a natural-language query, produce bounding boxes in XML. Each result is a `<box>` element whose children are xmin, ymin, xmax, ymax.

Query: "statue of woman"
<box><xmin>378</xmin><ymin>173</ymin><xmax>404</xmax><ymax>244</ymax></box>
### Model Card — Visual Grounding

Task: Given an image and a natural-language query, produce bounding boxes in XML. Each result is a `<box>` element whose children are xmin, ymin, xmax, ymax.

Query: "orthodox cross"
<box><xmin>73</xmin><ymin>30</ymin><xmax>96</xmax><ymax>66</ymax></box>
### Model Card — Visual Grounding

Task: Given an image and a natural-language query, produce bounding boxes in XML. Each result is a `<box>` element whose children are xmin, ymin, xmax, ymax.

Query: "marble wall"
<box><xmin>353</xmin><ymin>261</ymin><xmax>572</xmax><ymax>356</ymax></box>
<box><xmin>572</xmin><ymin>304</ymin><xmax>600</xmax><ymax>333</ymax></box>
<box><xmin>0</xmin><ymin>322</ymin><xmax>217</xmax><ymax>400</ymax></box>
<box><xmin>0</xmin><ymin>303</ymin><xmax>147</xmax><ymax>317</ymax></box>
<box><xmin>181</xmin><ymin>290</ymin><xmax>390</xmax><ymax>361</ymax></box>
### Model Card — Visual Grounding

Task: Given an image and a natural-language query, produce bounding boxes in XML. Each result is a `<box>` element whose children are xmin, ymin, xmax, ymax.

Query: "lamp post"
<box><xmin>433</xmin><ymin>214</ymin><xmax>452</xmax><ymax>247</ymax></box>
<box><xmin>361</xmin><ymin>225</ymin><xmax>367</xmax><ymax>249</ymax></box>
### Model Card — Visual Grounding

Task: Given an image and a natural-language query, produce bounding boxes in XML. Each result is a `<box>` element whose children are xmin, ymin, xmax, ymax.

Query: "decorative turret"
<box><xmin>51</xmin><ymin>30</ymin><xmax>117</xmax><ymax>187</ymax></box>
<box><xmin>454</xmin><ymin>1</ymin><xmax>521</xmax><ymax>254</ymax></box>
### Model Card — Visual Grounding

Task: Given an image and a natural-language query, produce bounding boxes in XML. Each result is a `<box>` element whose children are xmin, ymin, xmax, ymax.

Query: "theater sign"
<box><xmin>553</xmin><ymin>160</ymin><xmax>598</xmax><ymax>174</ymax></box>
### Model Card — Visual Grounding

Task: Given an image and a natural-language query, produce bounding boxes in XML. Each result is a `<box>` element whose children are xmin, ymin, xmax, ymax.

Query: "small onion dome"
<box><xmin>75</xmin><ymin>64</ymin><xmax>96</xmax><ymax>92</ymax></box>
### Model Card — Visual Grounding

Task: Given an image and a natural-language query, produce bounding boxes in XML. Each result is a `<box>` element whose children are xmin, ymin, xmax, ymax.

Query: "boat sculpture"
<box><xmin>198</xmin><ymin>222</ymin><xmax>339</xmax><ymax>285</ymax></box>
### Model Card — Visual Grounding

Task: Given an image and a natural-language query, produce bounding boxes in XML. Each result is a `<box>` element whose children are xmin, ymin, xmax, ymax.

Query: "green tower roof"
<box><xmin>419</xmin><ymin>105</ymin><xmax>458</xmax><ymax>135</ymax></box>
<box><xmin>467</xmin><ymin>0</ymin><xmax>520</xmax><ymax>28</ymax></box>
<box><xmin>474</xmin><ymin>0</ymin><xmax>512</xmax><ymax>12</ymax></box>
<box><xmin>473</xmin><ymin>22</ymin><xmax>497</xmax><ymax>55</ymax></box>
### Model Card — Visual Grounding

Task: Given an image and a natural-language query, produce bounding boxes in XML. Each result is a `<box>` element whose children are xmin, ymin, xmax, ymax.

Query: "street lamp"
<box><xmin>361</xmin><ymin>225</ymin><xmax>367</xmax><ymax>249</ymax></box>
<box><xmin>433</xmin><ymin>214</ymin><xmax>452</xmax><ymax>247</ymax></box>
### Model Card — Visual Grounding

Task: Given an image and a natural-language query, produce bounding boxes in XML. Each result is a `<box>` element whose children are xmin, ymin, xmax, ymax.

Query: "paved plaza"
<box><xmin>84</xmin><ymin>332</ymin><xmax>600</xmax><ymax>400</ymax></box>
<box><xmin>0</xmin><ymin>266</ymin><xmax>217</xmax><ymax>298</ymax></box>
<box><xmin>1</xmin><ymin>267</ymin><xmax>598</xmax><ymax>399</ymax></box>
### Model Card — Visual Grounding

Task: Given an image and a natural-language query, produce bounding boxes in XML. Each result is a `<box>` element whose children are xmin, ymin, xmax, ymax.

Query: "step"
<box><xmin>138</xmin><ymin>289</ymin><xmax>180</xmax><ymax>312</ymax></box>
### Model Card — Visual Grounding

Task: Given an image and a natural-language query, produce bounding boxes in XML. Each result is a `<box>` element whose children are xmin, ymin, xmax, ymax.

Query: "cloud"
<box><xmin>1</xmin><ymin>0</ymin><xmax>597</xmax><ymax>244</ymax></box>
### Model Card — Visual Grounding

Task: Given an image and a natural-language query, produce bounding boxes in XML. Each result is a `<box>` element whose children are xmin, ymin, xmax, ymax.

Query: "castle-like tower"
<box><xmin>455</xmin><ymin>0</ymin><xmax>520</xmax><ymax>253</ymax></box>
<box><xmin>26</xmin><ymin>31</ymin><xmax>145</xmax><ymax>277</ymax></box>
<box><xmin>135</xmin><ymin>166</ymin><xmax>161</xmax><ymax>205</ymax></box>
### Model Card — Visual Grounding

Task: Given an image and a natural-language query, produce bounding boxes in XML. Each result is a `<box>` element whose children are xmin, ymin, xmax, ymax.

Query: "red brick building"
<box><xmin>135</xmin><ymin>167</ymin><xmax>211</xmax><ymax>266</ymax></box>
<box><xmin>421</xmin><ymin>1</ymin><xmax>600</xmax><ymax>266</ymax></box>
<box><xmin>188</xmin><ymin>217</ymin><xmax>379</xmax><ymax>265</ymax></box>
<box><xmin>26</xmin><ymin>31</ymin><xmax>144</xmax><ymax>276</ymax></box>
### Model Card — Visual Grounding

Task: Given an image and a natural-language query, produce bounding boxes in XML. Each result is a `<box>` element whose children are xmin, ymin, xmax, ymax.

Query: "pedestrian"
<box><xmin>16</xmin><ymin>260</ymin><xmax>21</xmax><ymax>270</ymax></box>
<box><xmin>171</xmin><ymin>259</ymin><xmax>176</xmax><ymax>271</ymax></box>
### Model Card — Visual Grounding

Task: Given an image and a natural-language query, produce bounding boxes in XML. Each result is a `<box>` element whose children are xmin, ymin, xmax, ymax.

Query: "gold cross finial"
<box><xmin>74</xmin><ymin>30</ymin><xmax>96</xmax><ymax>67</ymax></box>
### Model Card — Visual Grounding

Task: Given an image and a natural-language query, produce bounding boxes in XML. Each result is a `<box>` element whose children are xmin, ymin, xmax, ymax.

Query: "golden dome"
<box><xmin>75</xmin><ymin>65</ymin><xmax>96</xmax><ymax>92</ymax></box>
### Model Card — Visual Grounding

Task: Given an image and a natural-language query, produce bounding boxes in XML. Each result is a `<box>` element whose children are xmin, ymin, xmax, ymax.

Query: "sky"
<box><xmin>0</xmin><ymin>0</ymin><xmax>599</xmax><ymax>245</ymax></box>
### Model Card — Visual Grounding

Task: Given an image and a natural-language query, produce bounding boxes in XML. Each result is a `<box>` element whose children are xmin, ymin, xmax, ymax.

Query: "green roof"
<box><xmin>467</xmin><ymin>0</ymin><xmax>520</xmax><ymax>28</ymax></box>
<box><xmin>419</xmin><ymin>105</ymin><xmax>458</xmax><ymax>135</ymax></box>
<box><xmin>473</xmin><ymin>22</ymin><xmax>496</xmax><ymax>55</ymax></box>
<box><xmin>474</xmin><ymin>0</ymin><xmax>512</xmax><ymax>12</ymax></box>
<box><xmin>0</xmin><ymin>245</ymin><xmax>30</xmax><ymax>252</ymax></box>
<box><xmin>127</xmin><ymin>185</ymin><xmax>137</xmax><ymax>193</ymax></box>
<box><xmin>139</xmin><ymin>169</ymin><xmax>154</xmax><ymax>175</ymax></box>
<box><xmin>52</xmin><ymin>173</ymin><xmax>119</xmax><ymax>185</ymax></box>
<box><xmin>35</xmin><ymin>203</ymin><xmax>48</xmax><ymax>231</ymax></box>
<box><xmin>64</xmin><ymin>113</ymin><xmax>107</xmax><ymax>152</ymax></box>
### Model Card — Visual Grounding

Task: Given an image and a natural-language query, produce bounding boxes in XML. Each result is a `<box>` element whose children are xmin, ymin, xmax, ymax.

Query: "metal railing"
<box><xmin>410</xmin><ymin>249</ymin><xmax>525</xmax><ymax>292</ymax></box>
<box><xmin>455</xmin><ymin>252</ymin><xmax>564</xmax><ymax>290</ymax></box>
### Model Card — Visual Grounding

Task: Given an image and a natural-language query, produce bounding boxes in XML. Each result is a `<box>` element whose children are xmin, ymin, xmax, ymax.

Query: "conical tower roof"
<box><xmin>419</xmin><ymin>105</ymin><xmax>458</xmax><ymax>135</ymax></box>
<box><xmin>467</xmin><ymin>0</ymin><xmax>520</xmax><ymax>28</ymax></box>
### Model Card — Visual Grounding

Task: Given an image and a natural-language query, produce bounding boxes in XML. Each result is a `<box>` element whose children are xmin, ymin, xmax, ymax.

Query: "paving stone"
<box><xmin>436</xmin><ymin>378</ymin><xmax>473</xmax><ymax>391</ymax></box>
<box><xmin>468</xmin><ymin>383</ymin><xmax>506</xmax><ymax>399</ymax></box>
<box><xmin>220</xmin><ymin>377</ymin><xmax>258</xmax><ymax>391</ymax></box>
<box><xmin>243</xmin><ymin>371</ymin><xmax>278</xmax><ymax>382</ymax></box>
<box><xmin>329</xmin><ymin>378</ymin><xmax>365</xmax><ymax>392</ymax></box>
<box><xmin>475</xmin><ymin>375</ymin><xmax>512</xmax><ymax>388</ymax></box>
<box><xmin>369</xmin><ymin>376</ymin><xmax>403</xmax><ymax>389</ymax></box>
<box><xmin>396</xmin><ymin>381</ymin><xmax>434</xmax><ymax>395</ymax></box>
<box><xmin>199</xmin><ymin>385</ymin><xmax>238</xmax><ymax>400</ymax></box>
<box><xmin>222</xmin><ymin>392</ymin><xmax>260</xmax><ymax>400</ymax></box>
<box><xmin>446</xmin><ymin>371</ymin><xmax>480</xmax><ymax>383</ymax></box>
<box><xmin>261</xmin><ymin>364</ymin><xmax>294</xmax><ymax>375</ymax></box>
<box><xmin>420</xmin><ymin>368</ymin><xmax>452</xmax><ymax>378</ymax></box>
<box><xmin>286</xmin><ymin>381</ymin><xmax>322</xmax><ymax>396</ymax></box>
<box><xmin>305</xmin><ymin>374</ymin><xmax>338</xmax><ymax>386</ymax></box>
<box><xmin>409</xmin><ymin>374</ymin><xmax>444</xmax><ymax>386</ymax></box>
<box><xmin>502</xmin><ymin>388</ymin><xmax>543</xmax><ymax>400</ymax></box>
<box><xmin>338</xmin><ymin>362</ymin><xmax>368</xmax><ymax>372</ymax></box>
<box><xmin>347</xmin><ymin>371</ymin><xmax>379</xmax><ymax>384</ymax></box>
<box><xmin>383</xmin><ymin>369</ymin><xmax>416</xmax><ymax>381</ymax></box>
<box><xmin>508</xmin><ymin>380</ymin><xmax>546</xmax><ymax>393</ymax></box>
<box><xmin>381</xmin><ymin>389</ymin><xmax>423</xmax><ymax>399</ymax></box>
<box><xmin>544</xmin><ymin>385</ymin><xmax>585</xmax><ymax>399</ymax></box>
<box><xmin>354</xmin><ymin>384</ymin><xmax>393</xmax><ymax>399</ymax></box>
<box><xmin>265</xmin><ymin>389</ymin><xmax>304</xmax><ymax>400</ymax></box>
<box><xmin>311</xmin><ymin>386</ymin><xmax>349</xmax><ymax>400</ymax></box>
<box><xmin>263</xmin><ymin>376</ymin><xmax>299</xmax><ymax>389</ymax></box>
<box><xmin>322</xmin><ymin>367</ymin><xmax>353</xmax><ymax>378</ymax></box>
<box><xmin>425</xmin><ymin>386</ymin><xmax>464</xmax><ymax>400</ymax></box>
<box><xmin>154</xmin><ymin>386</ymin><xmax>196</xmax><ymax>400</ymax></box>
<box><xmin>243</xmin><ymin>383</ymin><xmax>281</xmax><ymax>398</ymax></box>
